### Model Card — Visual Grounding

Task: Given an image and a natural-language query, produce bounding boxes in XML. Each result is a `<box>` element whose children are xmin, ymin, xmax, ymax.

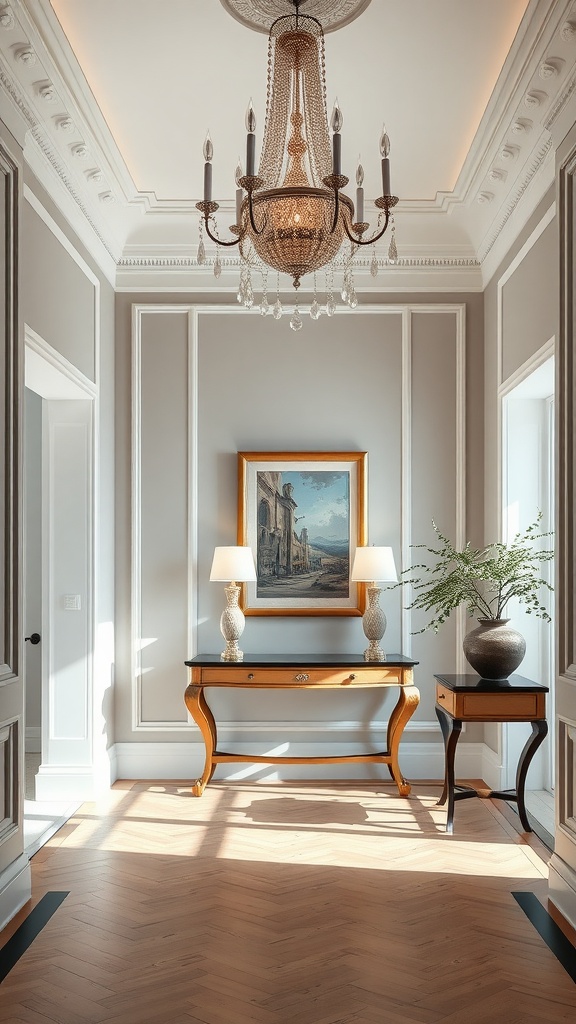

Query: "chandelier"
<box><xmin>196</xmin><ymin>0</ymin><xmax>398</xmax><ymax>328</ymax></box>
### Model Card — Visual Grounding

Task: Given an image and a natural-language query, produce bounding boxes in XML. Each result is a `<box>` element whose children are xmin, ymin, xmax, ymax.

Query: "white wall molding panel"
<box><xmin>131</xmin><ymin>305</ymin><xmax>198</xmax><ymax>732</ymax></box>
<box><xmin>126</xmin><ymin>303</ymin><xmax>467</xmax><ymax>784</ymax></box>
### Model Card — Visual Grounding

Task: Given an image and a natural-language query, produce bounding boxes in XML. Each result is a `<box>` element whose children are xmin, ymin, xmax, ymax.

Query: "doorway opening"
<box><xmin>501</xmin><ymin>353</ymin><xmax>555</xmax><ymax>843</ymax></box>
<box><xmin>23</xmin><ymin>332</ymin><xmax>97</xmax><ymax>853</ymax></box>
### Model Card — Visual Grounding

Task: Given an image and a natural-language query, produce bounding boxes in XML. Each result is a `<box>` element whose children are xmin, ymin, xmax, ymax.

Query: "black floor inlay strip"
<box><xmin>514</xmin><ymin>891</ymin><xmax>576</xmax><ymax>983</ymax></box>
<box><xmin>0</xmin><ymin>891</ymin><xmax>69</xmax><ymax>983</ymax></box>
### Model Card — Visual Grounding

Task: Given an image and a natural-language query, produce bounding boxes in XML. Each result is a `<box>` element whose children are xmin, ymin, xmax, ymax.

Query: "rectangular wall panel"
<box><xmin>135</xmin><ymin>309</ymin><xmax>191</xmax><ymax>726</ymax></box>
<box><xmin>410</xmin><ymin>309</ymin><xmax>465</xmax><ymax>722</ymax></box>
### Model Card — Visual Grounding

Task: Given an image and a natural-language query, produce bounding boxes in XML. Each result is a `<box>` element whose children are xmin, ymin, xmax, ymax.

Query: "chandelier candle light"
<box><xmin>351</xmin><ymin>546</ymin><xmax>398</xmax><ymax>661</ymax></box>
<box><xmin>196</xmin><ymin>0</ymin><xmax>398</xmax><ymax>328</ymax></box>
<box><xmin>210</xmin><ymin>546</ymin><xmax>257</xmax><ymax>662</ymax></box>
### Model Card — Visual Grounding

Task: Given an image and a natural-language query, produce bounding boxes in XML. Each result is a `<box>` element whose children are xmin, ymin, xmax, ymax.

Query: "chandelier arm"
<box><xmin>204</xmin><ymin>217</ymin><xmax>241</xmax><ymax>248</ymax></box>
<box><xmin>341</xmin><ymin>208</ymin><xmax>390</xmax><ymax>247</ymax></box>
<box><xmin>247</xmin><ymin>190</ymin><xmax>267</xmax><ymax>236</ymax></box>
<box><xmin>322</xmin><ymin>174</ymin><xmax>350</xmax><ymax>235</ymax></box>
<box><xmin>195</xmin><ymin>202</ymin><xmax>241</xmax><ymax>248</ymax></box>
<box><xmin>341</xmin><ymin>195</ymin><xmax>399</xmax><ymax>246</ymax></box>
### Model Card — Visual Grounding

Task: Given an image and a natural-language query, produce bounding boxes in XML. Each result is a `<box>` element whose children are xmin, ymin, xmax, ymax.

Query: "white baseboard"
<box><xmin>113</xmin><ymin>738</ymin><xmax>486</xmax><ymax>785</ymax></box>
<box><xmin>481</xmin><ymin>741</ymin><xmax>504</xmax><ymax>791</ymax></box>
<box><xmin>34</xmin><ymin>761</ymin><xmax>114</xmax><ymax>802</ymax></box>
<box><xmin>0</xmin><ymin>854</ymin><xmax>31</xmax><ymax>932</ymax></box>
<box><xmin>25</xmin><ymin>725</ymin><xmax>502</xmax><ymax>796</ymax></box>
<box><xmin>549</xmin><ymin>851</ymin><xmax>576</xmax><ymax>931</ymax></box>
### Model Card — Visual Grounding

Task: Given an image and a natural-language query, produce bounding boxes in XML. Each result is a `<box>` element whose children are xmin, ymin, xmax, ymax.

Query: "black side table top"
<box><xmin>434</xmin><ymin>673</ymin><xmax>549</xmax><ymax>693</ymax></box>
<box><xmin>187</xmin><ymin>653</ymin><xmax>419</xmax><ymax>668</ymax></box>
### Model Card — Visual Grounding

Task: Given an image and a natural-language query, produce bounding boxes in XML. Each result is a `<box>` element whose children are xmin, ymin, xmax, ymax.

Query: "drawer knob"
<box><xmin>295</xmin><ymin>672</ymin><xmax>309</xmax><ymax>681</ymax></box>
<box><xmin>248</xmin><ymin>673</ymin><xmax>254</xmax><ymax>679</ymax></box>
<box><xmin>349</xmin><ymin>673</ymin><xmax>356</xmax><ymax>681</ymax></box>
<box><xmin>438</xmin><ymin>693</ymin><xmax>445</xmax><ymax>699</ymax></box>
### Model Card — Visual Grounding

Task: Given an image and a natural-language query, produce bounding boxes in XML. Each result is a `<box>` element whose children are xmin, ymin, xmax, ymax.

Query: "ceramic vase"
<box><xmin>462</xmin><ymin>617</ymin><xmax>526</xmax><ymax>680</ymax></box>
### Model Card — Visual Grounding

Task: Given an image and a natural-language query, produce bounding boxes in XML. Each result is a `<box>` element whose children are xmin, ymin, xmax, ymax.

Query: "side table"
<box><xmin>434</xmin><ymin>673</ymin><xmax>549</xmax><ymax>834</ymax></box>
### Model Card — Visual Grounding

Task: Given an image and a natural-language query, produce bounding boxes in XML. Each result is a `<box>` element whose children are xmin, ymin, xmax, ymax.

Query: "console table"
<box><xmin>184</xmin><ymin>654</ymin><xmax>419</xmax><ymax>797</ymax></box>
<box><xmin>434</xmin><ymin>673</ymin><xmax>549</xmax><ymax>834</ymax></box>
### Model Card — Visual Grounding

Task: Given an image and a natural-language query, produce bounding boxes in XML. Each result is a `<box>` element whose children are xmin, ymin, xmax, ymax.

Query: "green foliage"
<box><xmin>399</xmin><ymin>513</ymin><xmax>554</xmax><ymax>634</ymax></box>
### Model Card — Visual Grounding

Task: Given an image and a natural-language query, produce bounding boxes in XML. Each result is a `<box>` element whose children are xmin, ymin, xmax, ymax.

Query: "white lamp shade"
<box><xmin>210</xmin><ymin>545</ymin><xmax>257</xmax><ymax>582</ymax></box>
<box><xmin>351</xmin><ymin>546</ymin><xmax>398</xmax><ymax>582</ymax></box>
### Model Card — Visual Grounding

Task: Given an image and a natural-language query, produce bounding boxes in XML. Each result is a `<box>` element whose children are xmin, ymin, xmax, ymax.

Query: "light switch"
<box><xmin>63</xmin><ymin>594</ymin><xmax>82</xmax><ymax>611</ymax></box>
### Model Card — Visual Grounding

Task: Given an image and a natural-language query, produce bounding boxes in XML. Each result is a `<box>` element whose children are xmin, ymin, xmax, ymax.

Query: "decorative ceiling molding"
<box><xmin>443</xmin><ymin>0</ymin><xmax>574</xmax><ymax>216</ymax></box>
<box><xmin>543</xmin><ymin>66</ymin><xmax>576</xmax><ymax>132</ymax></box>
<box><xmin>524</xmin><ymin>90</ymin><xmax>547</xmax><ymax>109</ymax></box>
<box><xmin>539</xmin><ymin>57</ymin><xmax>564</xmax><ymax>78</ymax></box>
<box><xmin>15</xmin><ymin>44</ymin><xmax>36</xmax><ymax>65</ymax></box>
<box><xmin>478</xmin><ymin>138</ymin><xmax>554</xmax><ymax>266</ymax></box>
<box><xmin>560</xmin><ymin>20</ymin><xmax>576</xmax><ymax>41</ymax></box>
<box><xmin>0</xmin><ymin>57</ymin><xmax>118</xmax><ymax>273</ymax></box>
<box><xmin>488</xmin><ymin>168</ymin><xmax>507</xmax><ymax>184</ymax></box>
<box><xmin>37</xmin><ymin>80</ymin><xmax>56</xmax><ymax>102</ymax></box>
<box><xmin>0</xmin><ymin>5</ymin><xmax>15</xmax><ymax>30</ymax></box>
<box><xmin>219</xmin><ymin>0</ymin><xmax>372</xmax><ymax>34</ymax></box>
<box><xmin>117</xmin><ymin>253</ymin><xmax>480</xmax><ymax>271</ymax></box>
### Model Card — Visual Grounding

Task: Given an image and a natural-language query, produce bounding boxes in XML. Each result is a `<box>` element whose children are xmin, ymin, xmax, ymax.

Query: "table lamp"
<box><xmin>210</xmin><ymin>546</ymin><xmax>257</xmax><ymax>662</ymax></box>
<box><xmin>350</xmin><ymin>546</ymin><xmax>398</xmax><ymax>661</ymax></box>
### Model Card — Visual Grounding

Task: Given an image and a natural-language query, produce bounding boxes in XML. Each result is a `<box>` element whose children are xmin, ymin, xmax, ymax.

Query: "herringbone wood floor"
<box><xmin>1</xmin><ymin>780</ymin><xmax>575</xmax><ymax>1024</ymax></box>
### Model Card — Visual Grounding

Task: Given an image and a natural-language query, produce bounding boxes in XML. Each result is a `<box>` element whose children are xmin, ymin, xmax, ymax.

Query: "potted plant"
<box><xmin>400</xmin><ymin>513</ymin><xmax>554</xmax><ymax>680</ymax></box>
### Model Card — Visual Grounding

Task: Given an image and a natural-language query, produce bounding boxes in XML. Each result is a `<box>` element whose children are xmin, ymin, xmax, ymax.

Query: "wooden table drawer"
<box><xmin>435</xmin><ymin>685</ymin><xmax>456</xmax><ymax>715</ymax></box>
<box><xmin>436</xmin><ymin>683</ymin><xmax>545</xmax><ymax>720</ymax></box>
<box><xmin>200</xmin><ymin>667</ymin><xmax>403</xmax><ymax>687</ymax></box>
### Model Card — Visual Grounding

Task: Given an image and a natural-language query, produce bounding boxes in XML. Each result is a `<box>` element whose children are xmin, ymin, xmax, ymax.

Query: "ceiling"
<box><xmin>1</xmin><ymin>0</ymin><xmax>575</xmax><ymax>291</ymax></box>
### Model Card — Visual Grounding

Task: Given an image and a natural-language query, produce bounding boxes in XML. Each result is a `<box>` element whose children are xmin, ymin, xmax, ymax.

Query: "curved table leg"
<box><xmin>515</xmin><ymin>719</ymin><xmax>548</xmax><ymax>832</ymax></box>
<box><xmin>184</xmin><ymin>683</ymin><xmax>216</xmax><ymax>796</ymax></box>
<box><xmin>435</xmin><ymin>706</ymin><xmax>463</xmax><ymax>834</ymax></box>
<box><xmin>387</xmin><ymin>685</ymin><xmax>420</xmax><ymax>796</ymax></box>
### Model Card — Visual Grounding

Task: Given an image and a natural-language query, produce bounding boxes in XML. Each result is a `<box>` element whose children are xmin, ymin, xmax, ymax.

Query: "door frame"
<box><xmin>24</xmin><ymin>327</ymin><xmax>99</xmax><ymax>800</ymax></box>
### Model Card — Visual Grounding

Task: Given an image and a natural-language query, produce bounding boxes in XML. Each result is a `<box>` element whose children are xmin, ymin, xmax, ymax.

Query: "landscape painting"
<box><xmin>238</xmin><ymin>452</ymin><xmax>367</xmax><ymax>616</ymax></box>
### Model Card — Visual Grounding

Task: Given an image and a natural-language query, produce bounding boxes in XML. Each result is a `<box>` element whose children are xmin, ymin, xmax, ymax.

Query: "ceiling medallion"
<box><xmin>219</xmin><ymin>0</ymin><xmax>372</xmax><ymax>34</ymax></box>
<box><xmin>198</xmin><ymin>0</ymin><xmax>396</xmax><ymax>328</ymax></box>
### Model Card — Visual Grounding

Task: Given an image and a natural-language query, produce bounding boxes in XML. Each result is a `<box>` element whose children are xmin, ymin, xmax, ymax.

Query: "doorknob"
<box><xmin>25</xmin><ymin>633</ymin><xmax>41</xmax><ymax>645</ymax></box>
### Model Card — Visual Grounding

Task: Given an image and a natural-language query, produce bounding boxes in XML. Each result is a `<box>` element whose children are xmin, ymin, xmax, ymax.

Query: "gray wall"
<box><xmin>115</xmin><ymin>293</ymin><xmax>484</xmax><ymax>746</ymax></box>
<box><xmin>22</xmin><ymin>203</ymin><xmax>96</xmax><ymax>382</ymax></box>
<box><xmin>501</xmin><ymin>220</ymin><xmax>557</xmax><ymax>382</ymax></box>
<box><xmin>484</xmin><ymin>187</ymin><xmax>558</xmax><ymax>540</ymax></box>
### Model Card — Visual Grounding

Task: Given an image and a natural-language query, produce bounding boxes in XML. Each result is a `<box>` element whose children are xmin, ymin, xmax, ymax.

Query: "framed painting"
<box><xmin>237</xmin><ymin>451</ymin><xmax>367</xmax><ymax>616</ymax></box>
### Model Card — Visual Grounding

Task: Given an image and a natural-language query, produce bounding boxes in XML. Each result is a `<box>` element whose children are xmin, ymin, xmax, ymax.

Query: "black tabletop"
<box><xmin>186</xmin><ymin>653</ymin><xmax>419</xmax><ymax>668</ymax></box>
<box><xmin>434</xmin><ymin>673</ymin><xmax>548</xmax><ymax>692</ymax></box>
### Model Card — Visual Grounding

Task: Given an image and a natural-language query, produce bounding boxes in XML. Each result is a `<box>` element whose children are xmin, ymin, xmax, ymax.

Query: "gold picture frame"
<box><xmin>237</xmin><ymin>451</ymin><xmax>367</xmax><ymax>616</ymax></box>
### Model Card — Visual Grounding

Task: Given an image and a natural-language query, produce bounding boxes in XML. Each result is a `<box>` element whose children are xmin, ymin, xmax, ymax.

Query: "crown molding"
<box><xmin>478</xmin><ymin>139</ymin><xmax>555</xmax><ymax>286</ymax></box>
<box><xmin>15</xmin><ymin>0</ymin><xmax>136</xmax><ymax>202</ymax></box>
<box><xmin>445</xmin><ymin>0</ymin><xmax>574</xmax><ymax>208</ymax></box>
<box><xmin>115</xmin><ymin>246</ymin><xmax>482</xmax><ymax>294</ymax></box>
